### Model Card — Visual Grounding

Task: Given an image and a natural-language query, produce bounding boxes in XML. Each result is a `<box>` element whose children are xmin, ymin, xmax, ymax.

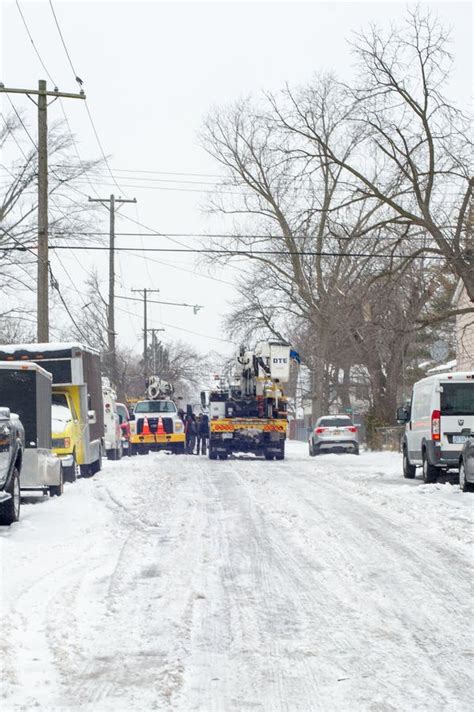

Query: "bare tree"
<box><xmin>272</xmin><ymin>9</ymin><xmax>472</xmax><ymax>297</ymax></box>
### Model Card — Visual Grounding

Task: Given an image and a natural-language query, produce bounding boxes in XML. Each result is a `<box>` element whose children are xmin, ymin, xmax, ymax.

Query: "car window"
<box><xmin>318</xmin><ymin>417</ymin><xmax>353</xmax><ymax>427</ymax></box>
<box><xmin>412</xmin><ymin>384</ymin><xmax>431</xmax><ymax>420</ymax></box>
<box><xmin>116</xmin><ymin>404</ymin><xmax>128</xmax><ymax>421</ymax></box>
<box><xmin>440</xmin><ymin>383</ymin><xmax>474</xmax><ymax>416</ymax></box>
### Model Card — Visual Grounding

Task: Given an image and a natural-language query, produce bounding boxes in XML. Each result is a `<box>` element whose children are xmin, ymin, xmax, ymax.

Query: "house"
<box><xmin>453</xmin><ymin>280</ymin><xmax>474</xmax><ymax>370</ymax></box>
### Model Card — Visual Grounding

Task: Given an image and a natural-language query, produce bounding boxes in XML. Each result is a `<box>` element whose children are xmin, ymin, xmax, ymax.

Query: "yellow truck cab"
<box><xmin>0</xmin><ymin>343</ymin><xmax>104</xmax><ymax>480</ymax></box>
<box><xmin>51</xmin><ymin>390</ymin><xmax>83</xmax><ymax>480</ymax></box>
<box><xmin>130</xmin><ymin>399</ymin><xmax>185</xmax><ymax>454</ymax></box>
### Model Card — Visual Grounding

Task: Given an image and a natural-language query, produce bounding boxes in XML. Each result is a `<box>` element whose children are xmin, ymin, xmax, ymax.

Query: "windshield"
<box><xmin>52</xmin><ymin>393</ymin><xmax>68</xmax><ymax>408</ymax></box>
<box><xmin>135</xmin><ymin>400</ymin><xmax>177</xmax><ymax>414</ymax></box>
<box><xmin>51</xmin><ymin>404</ymin><xmax>72</xmax><ymax>432</ymax></box>
<box><xmin>440</xmin><ymin>382</ymin><xmax>474</xmax><ymax>416</ymax></box>
<box><xmin>318</xmin><ymin>417</ymin><xmax>353</xmax><ymax>427</ymax></box>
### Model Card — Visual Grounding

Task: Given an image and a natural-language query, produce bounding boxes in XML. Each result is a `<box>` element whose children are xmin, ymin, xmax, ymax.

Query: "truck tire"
<box><xmin>264</xmin><ymin>451</ymin><xmax>274</xmax><ymax>460</ymax></box>
<box><xmin>49</xmin><ymin>467</ymin><xmax>64</xmax><ymax>497</ymax></box>
<box><xmin>63</xmin><ymin>452</ymin><xmax>79</xmax><ymax>483</ymax></box>
<box><xmin>209</xmin><ymin>448</ymin><xmax>217</xmax><ymax>460</ymax></box>
<box><xmin>309</xmin><ymin>441</ymin><xmax>315</xmax><ymax>457</ymax></box>
<box><xmin>422</xmin><ymin>451</ymin><xmax>438</xmax><ymax>484</ymax></box>
<box><xmin>107</xmin><ymin>448</ymin><xmax>116</xmax><ymax>461</ymax></box>
<box><xmin>275</xmin><ymin>448</ymin><xmax>285</xmax><ymax>461</ymax></box>
<box><xmin>130</xmin><ymin>444</ymin><xmax>138</xmax><ymax>456</ymax></box>
<box><xmin>0</xmin><ymin>467</ymin><xmax>20</xmax><ymax>525</ymax></box>
<box><xmin>403</xmin><ymin>447</ymin><xmax>416</xmax><ymax>479</ymax></box>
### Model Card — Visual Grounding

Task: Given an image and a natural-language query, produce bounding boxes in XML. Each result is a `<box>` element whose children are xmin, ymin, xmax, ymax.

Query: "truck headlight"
<box><xmin>174</xmin><ymin>421</ymin><xmax>184</xmax><ymax>433</ymax></box>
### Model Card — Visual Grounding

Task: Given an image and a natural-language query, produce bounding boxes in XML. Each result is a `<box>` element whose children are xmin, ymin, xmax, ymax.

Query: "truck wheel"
<box><xmin>130</xmin><ymin>444</ymin><xmax>138</xmax><ymax>456</ymax></box>
<box><xmin>49</xmin><ymin>467</ymin><xmax>64</xmax><ymax>497</ymax></box>
<box><xmin>0</xmin><ymin>467</ymin><xmax>21</xmax><ymax>525</ymax></box>
<box><xmin>209</xmin><ymin>448</ymin><xmax>217</xmax><ymax>460</ymax></box>
<box><xmin>309</xmin><ymin>441</ymin><xmax>315</xmax><ymax>457</ymax></box>
<box><xmin>219</xmin><ymin>453</ymin><xmax>228</xmax><ymax>460</ymax></box>
<box><xmin>275</xmin><ymin>448</ymin><xmax>285</xmax><ymax>461</ymax></box>
<box><xmin>264</xmin><ymin>451</ymin><xmax>274</xmax><ymax>460</ymax></box>
<box><xmin>403</xmin><ymin>447</ymin><xmax>416</xmax><ymax>479</ymax></box>
<box><xmin>422</xmin><ymin>452</ymin><xmax>438</xmax><ymax>484</ymax></box>
<box><xmin>107</xmin><ymin>449</ymin><xmax>116</xmax><ymax>461</ymax></box>
<box><xmin>63</xmin><ymin>452</ymin><xmax>79</xmax><ymax>483</ymax></box>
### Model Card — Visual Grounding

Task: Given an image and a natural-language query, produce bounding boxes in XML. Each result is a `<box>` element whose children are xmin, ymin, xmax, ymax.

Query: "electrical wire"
<box><xmin>48</xmin><ymin>0</ymin><xmax>131</xmax><ymax>198</ymax></box>
<box><xmin>48</xmin><ymin>0</ymin><xmax>79</xmax><ymax>78</ymax></box>
<box><xmin>2</xmin><ymin>243</ymin><xmax>448</xmax><ymax>260</ymax></box>
<box><xmin>113</xmin><ymin>303</ymin><xmax>235</xmax><ymax>345</ymax></box>
<box><xmin>16</xmin><ymin>0</ymin><xmax>56</xmax><ymax>85</ymax></box>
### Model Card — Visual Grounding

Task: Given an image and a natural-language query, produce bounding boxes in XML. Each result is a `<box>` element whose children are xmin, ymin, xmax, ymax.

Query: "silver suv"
<box><xmin>308</xmin><ymin>415</ymin><xmax>359</xmax><ymax>456</ymax></box>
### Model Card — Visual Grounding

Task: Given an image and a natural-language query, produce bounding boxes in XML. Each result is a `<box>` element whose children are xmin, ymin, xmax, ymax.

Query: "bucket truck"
<box><xmin>206</xmin><ymin>341</ymin><xmax>294</xmax><ymax>460</ymax></box>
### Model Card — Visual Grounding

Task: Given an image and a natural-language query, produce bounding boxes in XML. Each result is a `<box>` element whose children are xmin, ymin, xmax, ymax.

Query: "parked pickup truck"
<box><xmin>0</xmin><ymin>407</ymin><xmax>24</xmax><ymax>525</ymax></box>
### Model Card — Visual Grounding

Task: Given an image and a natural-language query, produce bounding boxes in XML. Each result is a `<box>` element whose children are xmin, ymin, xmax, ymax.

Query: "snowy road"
<box><xmin>1</xmin><ymin>442</ymin><xmax>473</xmax><ymax>711</ymax></box>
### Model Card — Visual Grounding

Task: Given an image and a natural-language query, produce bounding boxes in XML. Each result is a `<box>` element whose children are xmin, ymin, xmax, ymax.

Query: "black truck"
<box><xmin>0</xmin><ymin>406</ymin><xmax>24</xmax><ymax>525</ymax></box>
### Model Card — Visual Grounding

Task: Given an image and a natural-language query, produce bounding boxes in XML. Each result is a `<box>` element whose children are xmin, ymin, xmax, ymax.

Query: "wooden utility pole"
<box><xmin>146</xmin><ymin>327</ymin><xmax>165</xmax><ymax>373</ymax></box>
<box><xmin>0</xmin><ymin>80</ymin><xmax>86</xmax><ymax>341</ymax></box>
<box><xmin>131</xmin><ymin>288</ymin><xmax>160</xmax><ymax>385</ymax></box>
<box><xmin>89</xmin><ymin>194</ymin><xmax>136</xmax><ymax>385</ymax></box>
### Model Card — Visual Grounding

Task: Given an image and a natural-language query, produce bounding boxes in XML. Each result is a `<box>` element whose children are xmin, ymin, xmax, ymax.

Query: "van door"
<box><xmin>407</xmin><ymin>383</ymin><xmax>431</xmax><ymax>464</ymax></box>
<box><xmin>439</xmin><ymin>381</ymin><xmax>474</xmax><ymax>456</ymax></box>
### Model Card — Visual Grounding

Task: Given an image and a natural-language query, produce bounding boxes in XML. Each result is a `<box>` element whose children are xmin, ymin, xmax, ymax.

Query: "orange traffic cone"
<box><xmin>142</xmin><ymin>416</ymin><xmax>151</xmax><ymax>436</ymax></box>
<box><xmin>157</xmin><ymin>416</ymin><xmax>165</xmax><ymax>435</ymax></box>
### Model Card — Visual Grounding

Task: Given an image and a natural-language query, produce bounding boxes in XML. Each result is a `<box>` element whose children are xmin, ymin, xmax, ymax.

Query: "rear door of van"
<box><xmin>439</xmin><ymin>380</ymin><xmax>474</xmax><ymax>456</ymax></box>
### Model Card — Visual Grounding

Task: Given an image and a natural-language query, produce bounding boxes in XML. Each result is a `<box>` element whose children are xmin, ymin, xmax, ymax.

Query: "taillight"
<box><xmin>431</xmin><ymin>410</ymin><xmax>441</xmax><ymax>440</ymax></box>
<box><xmin>315</xmin><ymin>427</ymin><xmax>327</xmax><ymax>434</ymax></box>
<box><xmin>347</xmin><ymin>426</ymin><xmax>357</xmax><ymax>433</ymax></box>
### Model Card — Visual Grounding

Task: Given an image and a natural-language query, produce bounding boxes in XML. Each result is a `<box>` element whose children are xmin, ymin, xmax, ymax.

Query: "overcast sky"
<box><xmin>1</xmin><ymin>0</ymin><xmax>471</xmax><ymax>360</ymax></box>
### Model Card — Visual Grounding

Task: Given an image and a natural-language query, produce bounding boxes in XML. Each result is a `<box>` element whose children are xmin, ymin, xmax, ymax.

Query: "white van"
<box><xmin>397</xmin><ymin>372</ymin><xmax>474</xmax><ymax>482</ymax></box>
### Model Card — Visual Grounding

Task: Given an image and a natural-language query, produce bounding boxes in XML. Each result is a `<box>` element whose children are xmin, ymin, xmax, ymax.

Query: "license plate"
<box><xmin>222</xmin><ymin>433</ymin><xmax>233</xmax><ymax>439</ymax></box>
<box><xmin>332</xmin><ymin>430</ymin><xmax>341</xmax><ymax>436</ymax></box>
<box><xmin>453</xmin><ymin>435</ymin><xmax>467</xmax><ymax>444</ymax></box>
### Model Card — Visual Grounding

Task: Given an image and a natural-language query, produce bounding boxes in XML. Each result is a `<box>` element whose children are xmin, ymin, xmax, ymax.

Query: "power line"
<box><xmin>48</xmin><ymin>0</ymin><xmax>79</xmax><ymax>78</ymax></box>
<box><xmin>2</xmin><ymin>242</ymin><xmax>450</xmax><ymax>260</ymax></box>
<box><xmin>47</xmin><ymin>0</ymin><xmax>130</xmax><ymax>198</ymax></box>
<box><xmin>51</xmin><ymin>165</ymin><xmax>227</xmax><ymax>179</ymax></box>
<box><xmin>116</xmin><ymin>295</ymin><xmax>203</xmax><ymax>311</ymax></box>
<box><xmin>49</xmin><ymin>229</ymin><xmax>436</xmax><ymax>242</ymax></box>
<box><xmin>113</xmin><ymin>303</ymin><xmax>235</xmax><ymax>345</ymax></box>
<box><xmin>15</xmin><ymin>0</ymin><xmax>56</xmax><ymax>85</ymax></box>
<box><xmin>14</xmin><ymin>0</ymin><xmax>104</xmax><ymax>202</ymax></box>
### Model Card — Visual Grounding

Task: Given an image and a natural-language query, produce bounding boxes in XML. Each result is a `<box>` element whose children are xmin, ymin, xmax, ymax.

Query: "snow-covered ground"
<box><xmin>1</xmin><ymin>442</ymin><xmax>473</xmax><ymax>711</ymax></box>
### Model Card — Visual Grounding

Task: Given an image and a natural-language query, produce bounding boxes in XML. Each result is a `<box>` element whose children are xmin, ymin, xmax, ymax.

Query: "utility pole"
<box><xmin>131</xmin><ymin>288</ymin><xmax>160</xmax><ymax>385</ymax></box>
<box><xmin>0</xmin><ymin>80</ymin><xmax>86</xmax><ymax>341</ymax></box>
<box><xmin>88</xmin><ymin>194</ymin><xmax>136</xmax><ymax>385</ymax></box>
<box><xmin>146</xmin><ymin>328</ymin><xmax>165</xmax><ymax>374</ymax></box>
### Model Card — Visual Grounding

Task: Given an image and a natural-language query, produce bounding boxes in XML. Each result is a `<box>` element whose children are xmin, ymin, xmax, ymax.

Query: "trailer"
<box><xmin>0</xmin><ymin>362</ymin><xmax>62</xmax><ymax>496</ymax></box>
<box><xmin>0</xmin><ymin>343</ymin><xmax>104</xmax><ymax>477</ymax></box>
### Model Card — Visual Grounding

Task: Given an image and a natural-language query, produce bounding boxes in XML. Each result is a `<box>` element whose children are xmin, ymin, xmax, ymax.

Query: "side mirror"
<box><xmin>396</xmin><ymin>406</ymin><xmax>409</xmax><ymax>424</ymax></box>
<box><xmin>88</xmin><ymin>410</ymin><xmax>97</xmax><ymax>425</ymax></box>
<box><xmin>129</xmin><ymin>413</ymin><xmax>135</xmax><ymax>421</ymax></box>
<box><xmin>0</xmin><ymin>407</ymin><xmax>11</xmax><ymax>420</ymax></box>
